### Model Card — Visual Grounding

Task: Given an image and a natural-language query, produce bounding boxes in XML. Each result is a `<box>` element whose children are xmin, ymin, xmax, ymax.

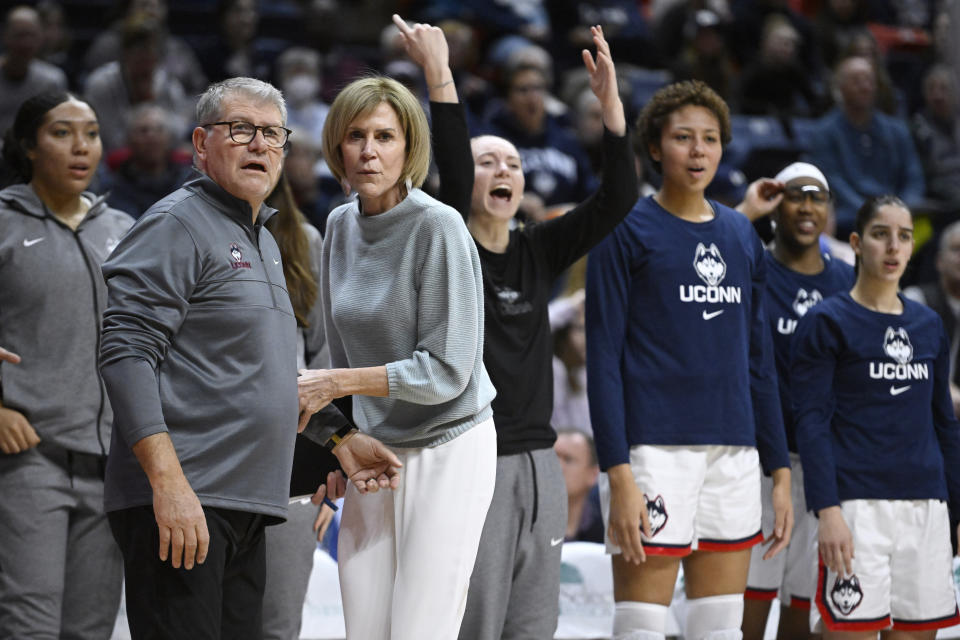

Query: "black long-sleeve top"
<box><xmin>430</xmin><ymin>100</ymin><xmax>638</xmax><ymax>455</ymax></box>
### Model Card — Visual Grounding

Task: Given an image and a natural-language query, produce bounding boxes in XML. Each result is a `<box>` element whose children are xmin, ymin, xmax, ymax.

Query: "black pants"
<box><xmin>109</xmin><ymin>505</ymin><xmax>267</xmax><ymax>640</ymax></box>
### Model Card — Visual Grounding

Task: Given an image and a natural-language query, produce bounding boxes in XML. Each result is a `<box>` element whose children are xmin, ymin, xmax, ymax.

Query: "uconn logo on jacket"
<box><xmin>679</xmin><ymin>243</ymin><xmax>743</xmax><ymax>307</ymax></box>
<box><xmin>777</xmin><ymin>288</ymin><xmax>823</xmax><ymax>335</ymax></box>
<box><xmin>869</xmin><ymin>327</ymin><xmax>929</xmax><ymax>382</ymax></box>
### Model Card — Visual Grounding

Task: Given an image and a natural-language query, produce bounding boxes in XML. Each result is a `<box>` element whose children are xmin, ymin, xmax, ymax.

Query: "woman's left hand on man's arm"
<box><xmin>297</xmin><ymin>369</ymin><xmax>342</xmax><ymax>432</ymax></box>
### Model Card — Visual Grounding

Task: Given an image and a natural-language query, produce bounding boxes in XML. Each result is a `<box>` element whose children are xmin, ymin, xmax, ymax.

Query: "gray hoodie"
<box><xmin>99</xmin><ymin>174</ymin><xmax>299</xmax><ymax>520</ymax></box>
<box><xmin>0</xmin><ymin>184</ymin><xmax>133</xmax><ymax>455</ymax></box>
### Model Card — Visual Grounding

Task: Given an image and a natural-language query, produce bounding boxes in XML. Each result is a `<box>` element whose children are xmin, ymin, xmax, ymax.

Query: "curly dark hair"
<box><xmin>636</xmin><ymin>80</ymin><xmax>731</xmax><ymax>173</ymax></box>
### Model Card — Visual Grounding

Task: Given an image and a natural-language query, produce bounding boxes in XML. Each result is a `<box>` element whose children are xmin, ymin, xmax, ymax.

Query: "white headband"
<box><xmin>774</xmin><ymin>162</ymin><xmax>829</xmax><ymax>191</ymax></box>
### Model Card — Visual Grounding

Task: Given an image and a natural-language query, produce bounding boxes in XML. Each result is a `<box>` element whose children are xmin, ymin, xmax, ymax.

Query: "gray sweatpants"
<box><xmin>0</xmin><ymin>445</ymin><xmax>122</xmax><ymax>640</ymax></box>
<box><xmin>262</xmin><ymin>497</ymin><xmax>320</xmax><ymax>640</ymax></box>
<box><xmin>458</xmin><ymin>447</ymin><xmax>568</xmax><ymax>640</ymax></box>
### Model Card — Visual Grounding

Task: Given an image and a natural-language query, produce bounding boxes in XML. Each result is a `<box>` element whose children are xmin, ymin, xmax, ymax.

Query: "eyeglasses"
<box><xmin>203</xmin><ymin>121</ymin><xmax>292</xmax><ymax>148</ymax></box>
<box><xmin>783</xmin><ymin>186</ymin><xmax>830</xmax><ymax>204</ymax></box>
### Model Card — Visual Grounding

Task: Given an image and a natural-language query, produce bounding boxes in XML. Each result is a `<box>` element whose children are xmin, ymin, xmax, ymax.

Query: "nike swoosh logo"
<box><xmin>889</xmin><ymin>385</ymin><xmax>910</xmax><ymax>396</ymax></box>
<box><xmin>550</xmin><ymin>537</ymin><xmax>564</xmax><ymax>547</ymax></box>
<box><xmin>702</xmin><ymin>309</ymin><xmax>724</xmax><ymax>320</ymax></box>
<box><xmin>22</xmin><ymin>237</ymin><xmax>44</xmax><ymax>247</ymax></box>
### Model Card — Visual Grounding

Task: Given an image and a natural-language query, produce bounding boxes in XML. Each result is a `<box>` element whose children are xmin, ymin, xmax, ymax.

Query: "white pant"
<box><xmin>338</xmin><ymin>419</ymin><xmax>497</xmax><ymax>640</ymax></box>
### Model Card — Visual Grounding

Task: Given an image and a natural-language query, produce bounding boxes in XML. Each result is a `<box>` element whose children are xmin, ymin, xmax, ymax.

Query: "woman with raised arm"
<box><xmin>0</xmin><ymin>91</ymin><xmax>132</xmax><ymax>638</ymax></box>
<box><xmin>393</xmin><ymin>16</ymin><xmax>637</xmax><ymax>639</ymax></box>
<box><xmin>296</xmin><ymin>63</ymin><xmax>496</xmax><ymax>638</ymax></box>
<box><xmin>585</xmin><ymin>80</ymin><xmax>793</xmax><ymax>640</ymax></box>
<box><xmin>792</xmin><ymin>195</ymin><xmax>960</xmax><ymax>636</ymax></box>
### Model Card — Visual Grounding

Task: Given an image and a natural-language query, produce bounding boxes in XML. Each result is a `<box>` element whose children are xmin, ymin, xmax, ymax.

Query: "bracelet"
<box><xmin>325</xmin><ymin>424</ymin><xmax>357</xmax><ymax>451</ymax></box>
<box><xmin>429</xmin><ymin>79</ymin><xmax>454</xmax><ymax>90</ymax></box>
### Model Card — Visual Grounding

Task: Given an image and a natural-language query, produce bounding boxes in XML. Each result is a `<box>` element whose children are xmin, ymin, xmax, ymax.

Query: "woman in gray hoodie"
<box><xmin>0</xmin><ymin>91</ymin><xmax>133</xmax><ymax>639</ymax></box>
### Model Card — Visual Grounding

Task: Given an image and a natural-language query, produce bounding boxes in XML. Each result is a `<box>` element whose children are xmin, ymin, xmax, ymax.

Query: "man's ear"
<box><xmin>192</xmin><ymin>126</ymin><xmax>208</xmax><ymax>166</ymax></box>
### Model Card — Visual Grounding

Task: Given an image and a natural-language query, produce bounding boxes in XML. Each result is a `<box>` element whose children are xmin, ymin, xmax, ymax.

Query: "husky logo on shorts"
<box><xmin>643</xmin><ymin>494</ymin><xmax>668</xmax><ymax>537</ymax></box>
<box><xmin>792</xmin><ymin>288</ymin><xmax>823</xmax><ymax>317</ymax></box>
<box><xmin>693</xmin><ymin>243</ymin><xmax>726</xmax><ymax>286</ymax></box>
<box><xmin>883</xmin><ymin>327</ymin><xmax>913</xmax><ymax>364</ymax></box>
<box><xmin>830</xmin><ymin>575</ymin><xmax>863</xmax><ymax>615</ymax></box>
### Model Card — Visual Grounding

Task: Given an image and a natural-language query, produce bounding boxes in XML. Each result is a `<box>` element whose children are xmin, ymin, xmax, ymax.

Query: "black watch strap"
<box><xmin>325</xmin><ymin>424</ymin><xmax>356</xmax><ymax>450</ymax></box>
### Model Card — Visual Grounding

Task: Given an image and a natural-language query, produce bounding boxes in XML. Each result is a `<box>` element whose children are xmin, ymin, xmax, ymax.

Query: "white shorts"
<box><xmin>745</xmin><ymin>454</ymin><xmax>817</xmax><ymax>610</ymax></box>
<box><xmin>599</xmin><ymin>445</ymin><xmax>762</xmax><ymax>557</ymax></box>
<box><xmin>811</xmin><ymin>499</ymin><xmax>960</xmax><ymax>632</ymax></box>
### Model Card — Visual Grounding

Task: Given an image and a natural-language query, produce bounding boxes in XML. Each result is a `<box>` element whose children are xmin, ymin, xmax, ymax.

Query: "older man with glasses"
<box><xmin>98</xmin><ymin>77</ymin><xmax>397</xmax><ymax>640</ymax></box>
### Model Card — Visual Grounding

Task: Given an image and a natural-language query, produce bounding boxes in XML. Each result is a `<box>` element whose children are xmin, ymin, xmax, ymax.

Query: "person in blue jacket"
<box><xmin>585</xmin><ymin>80</ymin><xmax>793</xmax><ymax>640</ymax></box>
<box><xmin>792</xmin><ymin>194</ymin><xmax>960</xmax><ymax>635</ymax></box>
<box><xmin>738</xmin><ymin>162</ymin><xmax>855</xmax><ymax>640</ymax></box>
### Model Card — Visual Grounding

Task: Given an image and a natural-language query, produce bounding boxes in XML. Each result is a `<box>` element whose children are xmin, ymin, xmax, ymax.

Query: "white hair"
<box><xmin>196</xmin><ymin>76</ymin><xmax>287</xmax><ymax>126</ymax></box>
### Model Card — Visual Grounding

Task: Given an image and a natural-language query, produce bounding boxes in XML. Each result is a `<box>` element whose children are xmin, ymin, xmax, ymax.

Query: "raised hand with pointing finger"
<box><xmin>391</xmin><ymin>14</ymin><xmax>457</xmax><ymax>103</ymax></box>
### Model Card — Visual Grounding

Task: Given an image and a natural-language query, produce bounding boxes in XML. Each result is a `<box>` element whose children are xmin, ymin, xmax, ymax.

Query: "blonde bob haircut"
<box><xmin>322</xmin><ymin>75</ymin><xmax>431</xmax><ymax>190</ymax></box>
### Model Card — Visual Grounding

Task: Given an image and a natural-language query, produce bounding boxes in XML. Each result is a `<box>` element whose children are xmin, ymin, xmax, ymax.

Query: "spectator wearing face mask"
<box><xmin>276</xmin><ymin>47</ymin><xmax>328</xmax><ymax>152</ymax></box>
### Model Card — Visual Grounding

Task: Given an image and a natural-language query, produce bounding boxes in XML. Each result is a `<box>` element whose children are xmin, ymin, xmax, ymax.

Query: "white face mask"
<box><xmin>283</xmin><ymin>74</ymin><xmax>319</xmax><ymax>107</ymax></box>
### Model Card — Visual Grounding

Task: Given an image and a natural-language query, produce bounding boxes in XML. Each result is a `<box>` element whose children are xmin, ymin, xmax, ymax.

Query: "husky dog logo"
<box><xmin>792</xmin><ymin>288</ymin><xmax>823</xmax><ymax>317</ymax></box>
<box><xmin>883</xmin><ymin>327</ymin><xmax>913</xmax><ymax>364</ymax></box>
<box><xmin>230</xmin><ymin>243</ymin><xmax>243</xmax><ymax>262</ymax></box>
<box><xmin>643</xmin><ymin>494</ymin><xmax>668</xmax><ymax>537</ymax></box>
<box><xmin>693</xmin><ymin>243</ymin><xmax>726</xmax><ymax>286</ymax></box>
<box><xmin>830</xmin><ymin>575</ymin><xmax>863</xmax><ymax>615</ymax></box>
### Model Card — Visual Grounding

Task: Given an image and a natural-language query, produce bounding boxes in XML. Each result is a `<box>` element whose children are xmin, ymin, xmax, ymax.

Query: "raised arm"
<box><xmin>393</xmin><ymin>13</ymin><xmax>474</xmax><ymax>220</ymax></box>
<box><xmin>393</xmin><ymin>14</ymin><xmax>456</xmax><ymax>103</ymax></box>
<box><xmin>531</xmin><ymin>26</ymin><xmax>638</xmax><ymax>276</ymax></box>
<box><xmin>582</xmin><ymin>25</ymin><xmax>624</xmax><ymax>137</ymax></box>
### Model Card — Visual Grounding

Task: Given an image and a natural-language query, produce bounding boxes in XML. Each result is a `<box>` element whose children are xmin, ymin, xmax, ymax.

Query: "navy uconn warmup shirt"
<box><xmin>791</xmin><ymin>292</ymin><xmax>960</xmax><ymax>516</ymax></box>
<box><xmin>586</xmin><ymin>196</ymin><xmax>788</xmax><ymax>473</ymax></box>
<box><xmin>764</xmin><ymin>253</ymin><xmax>854</xmax><ymax>453</ymax></box>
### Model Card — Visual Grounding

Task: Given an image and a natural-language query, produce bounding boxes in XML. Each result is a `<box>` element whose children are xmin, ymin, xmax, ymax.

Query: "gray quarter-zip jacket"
<box><xmin>0</xmin><ymin>184</ymin><xmax>133</xmax><ymax>455</ymax></box>
<box><xmin>99</xmin><ymin>174</ymin><xmax>298</xmax><ymax>520</ymax></box>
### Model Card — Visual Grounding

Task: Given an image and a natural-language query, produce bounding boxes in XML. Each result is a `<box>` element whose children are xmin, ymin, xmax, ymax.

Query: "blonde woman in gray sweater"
<box><xmin>297</xmin><ymin>73</ymin><xmax>496</xmax><ymax>640</ymax></box>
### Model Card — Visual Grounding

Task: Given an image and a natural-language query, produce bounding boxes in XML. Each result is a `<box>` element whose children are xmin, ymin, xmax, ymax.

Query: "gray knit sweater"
<box><xmin>320</xmin><ymin>188</ymin><xmax>495</xmax><ymax>448</ymax></box>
